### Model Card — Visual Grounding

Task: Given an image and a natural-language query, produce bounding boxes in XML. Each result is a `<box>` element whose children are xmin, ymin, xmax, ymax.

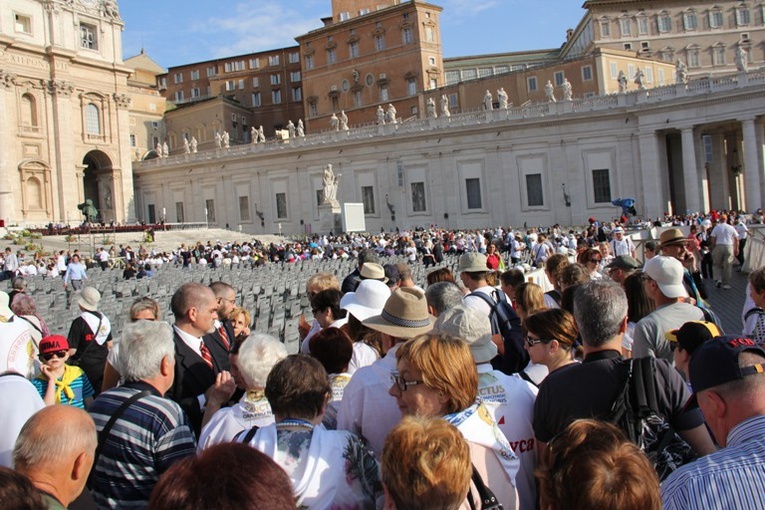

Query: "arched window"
<box><xmin>20</xmin><ymin>94</ymin><xmax>38</xmax><ymax>127</ymax></box>
<box><xmin>85</xmin><ymin>103</ymin><xmax>101</xmax><ymax>134</ymax></box>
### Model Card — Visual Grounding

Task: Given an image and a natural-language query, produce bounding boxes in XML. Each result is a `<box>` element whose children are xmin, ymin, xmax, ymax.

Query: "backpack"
<box><xmin>468</xmin><ymin>290</ymin><xmax>528</xmax><ymax>375</ymax></box>
<box><xmin>606</xmin><ymin>357</ymin><xmax>697</xmax><ymax>481</ymax></box>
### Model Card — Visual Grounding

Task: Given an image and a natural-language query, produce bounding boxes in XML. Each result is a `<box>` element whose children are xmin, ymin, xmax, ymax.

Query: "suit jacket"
<box><xmin>167</xmin><ymin>330</ymin><xmax>227</xmax><ymax>434</ymax></box>
<box><xmin>202</xmin><ymin>319</ymin><xmax>234</xmax><ymax>372</ymax></box>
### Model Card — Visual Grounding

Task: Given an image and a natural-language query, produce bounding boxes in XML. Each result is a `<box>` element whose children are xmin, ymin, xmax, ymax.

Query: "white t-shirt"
<box><xmin>198</xmin><ymin>390</ymin><xmax>275</xmax><ymax>452</ymax></box>
<box><xmin>711</xmin><ymin>223</ymin><xmax>739</xmax><ymax>246</ymax></box>
<box><xmin>0</xmin><ymin>374</ymin><xmax>45</xmax><ymax>468</ymax></box>
<box><xmin>0</xmin><ymin>319</ymin><xmax>37</xmax><ymax>379</ymax></box>
<box><xmin>348</xmin><ymin>341</ymin><xmax>379</xmax><ymax>375</ymax></box>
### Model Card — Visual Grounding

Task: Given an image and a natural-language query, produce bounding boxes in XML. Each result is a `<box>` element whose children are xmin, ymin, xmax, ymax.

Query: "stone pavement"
<box><xmin>704</xmin><ymin>268</ymin><xmax>749</xmax><ymax>335</ymax></box>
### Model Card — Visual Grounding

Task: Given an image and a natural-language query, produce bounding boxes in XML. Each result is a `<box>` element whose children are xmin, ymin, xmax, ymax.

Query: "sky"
<box><xmin>119</xmin><ymin>0</ymin><xmax>588</xmax><ymax>69</ymax></box>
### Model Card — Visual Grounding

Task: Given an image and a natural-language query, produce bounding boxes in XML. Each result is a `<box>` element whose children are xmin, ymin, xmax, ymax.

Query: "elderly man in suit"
<box><xmin>169</xmin><ymin>283</ymin><xmax>234</xmax><ymax>434</ymax></box>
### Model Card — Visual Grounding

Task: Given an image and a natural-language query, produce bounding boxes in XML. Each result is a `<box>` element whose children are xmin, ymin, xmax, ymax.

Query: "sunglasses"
<box><xmin>589</xmin><ymin>258</ymin><xmax>602</xmax><ymax>263</ymax></box>
<box><xmin>390</xmin><ymin>371</ymin><xmax>424</xmax><ymax>392</ymax></box>
<box><xmin>41</xmin><ymin>350</ymin><xmax>67</xmax><ymax>361</ymax></box>
<box><xmin>525</xmin><ymin>335</ymin><xmax>551</xmax><ymax>347</ymax></box>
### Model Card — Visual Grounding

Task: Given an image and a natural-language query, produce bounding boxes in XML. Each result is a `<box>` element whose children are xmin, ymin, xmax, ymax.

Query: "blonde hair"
<box><xmin>382</xmin><ymin>416</ymin><xmax>471</xmax><ymax>510</ymax></box>
<box><xmin>306</xmin><ymin>272</ymin><xmax>339</xmax><ymax>293</ymax></box>
<box><xmin>396</xmin><ymin>334</ymin><xmax>477</xmax><ymax>414</ymax></box>
<box><xmin>515</xmin><ymin>282</ymin><xmax>546</xmax><ymax>316</ymax></box>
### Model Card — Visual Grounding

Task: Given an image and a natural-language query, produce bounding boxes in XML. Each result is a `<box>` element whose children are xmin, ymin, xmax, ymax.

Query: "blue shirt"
<box><xmin>661</xmin><ymin>414</ymin><xmax>765</xmax><ymax>510</ymax></box>
<box><xmin>64</xmin><ymin>262</ymin><xmax>88</xmax><ymax>284</ymax></box>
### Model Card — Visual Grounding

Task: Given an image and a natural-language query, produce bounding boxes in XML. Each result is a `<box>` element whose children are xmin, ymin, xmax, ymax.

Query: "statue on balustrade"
<box><xmin>330</xmin><ymin>113</ymin><xmax>340</xmax><ymax>131</ymax></box>
<box><xmin>190</xmin><ymin>137</ymin><xmax>198</xmax><ymax>153</ymax></box>
<box><xmin>339</xmin><ymin>110</ymin><xmax>349</xmax><ymax>131</ymax></box>
<box><xmin>484</xmin><ymin>90</ymin><xmax>493</xmax><ymax>110</ymax></box>
<box><xmin>617</xmin><ymin>70</ymin><xmax>628</xmax><ymax>93</ymax></box>
<box><xmin>736</xmin><ymin>46</ymin><xmax>749</xmax><ymax>73</ymax></box>
<box><xmin>297</xmin><ymin>120</ymin><xmax>305</xmax><ymax>137</ymax></box>
<box><xmin>441</xmin><ymin>95</ymin><xmax>450</xmax><ymax>117</ymax></box>
<box><xmin>545</xmin><ymin>80</ymin><xmax>556</xmax><ymax>102</ymax></box>
<box><xmin>497</xmin><ymin>88</ymin><xmax>508</xmax><ymax>109</ymax></box>
<box><xmin>675</xmin><ymin>59</ymin><xmax>688</xmax><ymax>84</ymax></box>
<box><xmin>562</xmin><ymin>78</ymin><xmax>573</xmax><ymax>101</ymax></box>
<box><xmin>215</xmin><ymin>132</ymin><xmax>222</xmax><ymax>149</ymax></box>
<box><xmin>426</xmin><ymin>98</ymin><xmax>437</xmax><ymax>118</ymax></box>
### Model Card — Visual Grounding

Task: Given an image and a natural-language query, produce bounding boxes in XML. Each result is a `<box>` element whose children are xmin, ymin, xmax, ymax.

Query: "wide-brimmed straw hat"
<box><xmin>362</xmin><ymin>287</ymin><xmax>435</xmax><ymax>339</ymax></box>
<box><xmin>658</xmin><ymin>228</ymin><xmax>691</xmax><ymax>248</ymax></box>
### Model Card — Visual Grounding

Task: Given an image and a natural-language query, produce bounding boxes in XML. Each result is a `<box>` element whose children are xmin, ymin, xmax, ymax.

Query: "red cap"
<box><xmin>39</xmin><ymin>335</ymin><xmax>69</xmax><ymax>354</ymax></box>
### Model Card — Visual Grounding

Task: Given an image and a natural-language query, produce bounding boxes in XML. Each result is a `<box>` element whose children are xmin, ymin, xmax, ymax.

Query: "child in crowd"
<box><xmin>32</xmin><ymin>335</ymin><xmax>94</xmax><ymax>409</ymax></box>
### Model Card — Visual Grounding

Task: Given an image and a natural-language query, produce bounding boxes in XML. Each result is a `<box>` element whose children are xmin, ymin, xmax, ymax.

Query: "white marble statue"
<box><xmin>377</xmin><ymin>105</ymin><xmax>386</xmax><ymax>125</ymax></box>
<box><xmin>183</xmin><ymin>138</ymin><xmax>190</xmax><ymax>155</ymax></box>
<box><xmin>497</xmin><ymin>88</ymin><xmax>508</xmax><ymax>109</ymax></box>
<box><xmin>339</xmin><ymin>110</ymin><xmax>349</xmax><ymax>131</ymax></box>
<box><xmin>162</xmin><ymin>142</ymin><xmax>169</xmax><ymax>158</ymax></box>
<box><xmin>483</xmin><ymin>90</ymin><xmax>493</xmax><ymax>111</ymax></box>
<box><xmin>545</xmin><ymin>80</ymin><xmax>556</xmax><ymax>102</ymax></box>
<box><xmin>617</xmin><ymin>70</ymin><xmax>628</xmax><ymax>93</ymax></box>
<box><xmin>251</xmin><ymin>126</ymin><xmax>258</xmax><ymax>144</ymax></box>
<box><xmin>322</xmin><ymin>164</ymin><xmax>340</xmax><ymax>205</ymax></box>
<box><xmin>386</xmin><ymin>103</ymin><xmax>397</xmax><ymax>124</ymax></box>
<box><xmin>562</xmin><ymin>78</ymin><xmax>573</xmax><ymax>101</ymax></box>
<box><xmin>214</xmin><ymin>131</ymin><xmax>222</xmax><ymax>149</ymax></box>
<box><xmin>330</xmin><ymin>112</ymin><xmax>340</xmax><ymax>131</ymax></box>
<box><xmin>675</xmin><ymin>59</ymin><xmax>688</xmax><ymax>84</ymax></box>
<box><xmin>297</xmin><ymin>120</ymin><xmax>305</xmax><ymax>137</ymax></box>
<box><xmin>287</xmin><ymin>120</ymin><xmax>295</xmax><ymax>139</ymax></box>
<box><xmin>222</xmin><ymin>131</ymin><xmax>230</xmax><ymax>149</ymax></box>
<box><xmin>736</xmin><ymin>46</ymin><xmax>748</xmax><ymax>73</ymax></box>
<box><xmin>634</xmin><ymin>68</ymin><xmax>646</xmax><ymax>90</ymax></box>
<box><xmin>426</xmin><ymin>97</ymin><xmax>437</xmax><ymax>118</ymax></box>
<box><xmin>441</xmin><ymin>95</ymin><xmax>450</xmax><ymax>117</ymax></box>
<box><xmin>190</xmin><ymin>137</ymin><xmax>198</xmax><ymax>154</ymax></box>
<box><xmin>156</xmin><ymin>142</ymin><xmax>163</xmax><ymax>157</ymax></box>
<box><xmin>257</xmin><ymin>126</ymin><xmax>265</xmax><ymax>143</ymax></box>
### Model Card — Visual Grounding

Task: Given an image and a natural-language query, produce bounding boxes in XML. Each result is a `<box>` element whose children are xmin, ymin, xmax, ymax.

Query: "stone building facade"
<box><xmin>123</xmin><ymin>50</ymin><xmax>167</xmax><ymax>161</ymax></box>
<box><xmin>1</xmin><ymin>0</ymin><xmax>134</xmax><ymax>225</ymax></box>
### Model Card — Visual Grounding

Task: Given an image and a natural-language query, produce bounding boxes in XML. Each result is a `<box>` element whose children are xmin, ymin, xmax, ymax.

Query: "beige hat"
<box><xmin>359</xmin><ymin>262</ymin><xmax>388</xmax><ymax>283</ymax></box>
<box><xmin>78</xmin><ymin>287</ymin><xmax>101</xmax><ymax>312</ymax></box>
<box><xmin>0</xmin><ymin>291</ymin><xmax>13</xmax><ymax>319</ymax></box>
<box><xmin>363</xmin><ymin>287</ymin><xmax>435</xmax><ymax>339</ymax></box>
<box><xmin>658</xmin><ymin>228</ymin><xmax>691</xmax><ymax>248</ymax></box>
<box><xmin>433</xmin><ymin>304</ymin><xmax>497</xmax><ymax>364</ymax></box>
<box><xmin>458</xmin><ymin>252</ymin><xmax>489</xmax><ymax>273</ymax></box>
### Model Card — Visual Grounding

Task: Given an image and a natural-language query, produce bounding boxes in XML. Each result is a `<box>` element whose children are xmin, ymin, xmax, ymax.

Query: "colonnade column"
<box><xmin>681</xmin><ymin>127</ymin><xmax>701</xmax><ymax>214</ymax></box>
<box><xmin>638</xmin><ymin>130</ymin><xmax>663</xmax><ymax>218</ymax></box>
<box><xmin>742</xmin><ymin>118</ymin><xmax>763</xmax><ymax>211</ymax></box>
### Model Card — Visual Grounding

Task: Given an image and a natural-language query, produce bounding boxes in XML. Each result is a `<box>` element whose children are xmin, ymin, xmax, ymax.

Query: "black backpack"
<box><xmin>606</xmin><ymin>357</ymin><xmax>696</xmax><ymax>481</ymax></box>
<box><xmin>468</xmin><ymin>289</ymin><xmax>528</xmax><ymax>375</ymax></box>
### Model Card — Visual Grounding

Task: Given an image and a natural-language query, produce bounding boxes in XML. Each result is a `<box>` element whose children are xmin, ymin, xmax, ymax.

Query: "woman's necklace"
<box><xmin>275</xmin><ymin>418</ymin><xmax>315</xmax><ymax>430</ymax></box>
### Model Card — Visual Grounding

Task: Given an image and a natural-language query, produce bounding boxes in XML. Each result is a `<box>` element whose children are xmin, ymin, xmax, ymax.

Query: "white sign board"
<box><xmin>342</xmin><ymin>203</ymin><xmax>366</xmax><ymax>232</ymax></box>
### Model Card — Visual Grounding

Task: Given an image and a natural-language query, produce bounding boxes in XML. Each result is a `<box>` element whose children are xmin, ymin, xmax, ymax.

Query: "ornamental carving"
<box><xmin>113</xmin><ymin>92</ymin><xmax>131</xmax><ymax>108</ymax></box>
<box><xmin>47</xmin><ymin>79</ymin><xmax>75</xmax><ymax>96</ymax></box>
<box><xmin>0</xmin><ymin>70</ymin><xmax>18</xmax><ymax>89</ymax></box>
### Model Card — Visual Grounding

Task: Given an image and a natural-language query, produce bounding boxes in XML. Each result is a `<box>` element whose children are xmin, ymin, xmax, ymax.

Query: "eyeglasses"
<box><xmin>218</xmin><ymin>297</ymin><xmax>236</xmax><ymax>305</ymax></box>
<box><xmin>525</xmin><ymin>335</ymin><xmax>551</xmax><ymax>347</ymax></box>
<box><xmin>390</xmin><ymin>371</ymin><xmax>424</xmax><ymax>392</ymax></box>
<box><xmin>41</xmin><ymin>350</ymin><xmax>67</xmax><ymax>361</ymax></box>
<box><xmin>589</xmin><ymin>258</ymin><xmax>602</xmax><ymax>263</ymax></box>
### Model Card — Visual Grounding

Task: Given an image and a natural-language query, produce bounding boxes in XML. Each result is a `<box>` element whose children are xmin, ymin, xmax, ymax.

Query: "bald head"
<box><xmin>171</xmin><ymin>283</ymin><xmax>215</xmax><ymax>320</ymax></box>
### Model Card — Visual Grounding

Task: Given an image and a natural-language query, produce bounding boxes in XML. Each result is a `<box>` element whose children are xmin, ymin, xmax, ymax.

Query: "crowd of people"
<box><xmin>1</xmin><ymin>209</ymin><xmax>764</xmax><ymax>509</ymax></box>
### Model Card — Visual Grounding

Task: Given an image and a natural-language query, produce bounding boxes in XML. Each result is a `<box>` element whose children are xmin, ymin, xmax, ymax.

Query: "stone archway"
<box><xmin>81</xmin><ymin>150</ymin><xmax>114</xmax><ymax>224</ymax></box>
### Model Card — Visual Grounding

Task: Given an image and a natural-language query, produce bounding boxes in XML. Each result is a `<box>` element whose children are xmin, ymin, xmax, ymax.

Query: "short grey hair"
<box><xmin>13</xmin><ymin>406</ymin><xmax>96</xmax><ymax>472</ymax></box>
<box><xmin>121</xmin><ymin>320</ymin><xmax>175</xmax><ymax>382</ymax></box>
<box><xmin>425</xmin><ymin>282</ymin><xmax>464</xmax><ymax>316</ymax></box>
<box><xmin>237</xmin><ymin>334</ymin><xmax>288</xmax><ymax>389</ymax></box>
<box><xmin>574</xmin><ymin>281</ymin><xmax>628</xmax><ymax>348</ymax></box>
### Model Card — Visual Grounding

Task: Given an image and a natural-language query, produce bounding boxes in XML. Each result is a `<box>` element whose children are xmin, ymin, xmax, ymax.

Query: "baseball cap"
<box><xmin>605</xmin><ymin>255</ymin><xmax>640</xmax><ymax>271</ymax></box>
<box><xmin>39</xmin><ymin>335</ymin><xmax>69</xmax><ymax>354</ymax></box>
<box><xmin>686</xmin><ymin>335</ymin><xmax>765</xmax><ymax>409</ymax></box>
<box><xmin>433</xmin><ymin>304</ymin><xmax>497</xmax><ymax>364</ymax></box>
<box><xmin>643</xmin><ymin>256</ymin><xmax>688</xmax><ymax>299</ymax></box>
<box><xmin>665</xmin><ymin>321</ymin><xmax>722</xmax><ymax>354</ymax></box>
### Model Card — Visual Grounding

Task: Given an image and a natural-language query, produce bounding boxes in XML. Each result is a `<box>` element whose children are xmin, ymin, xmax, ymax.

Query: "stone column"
<box><xmin>638</xmin><ymin>130</ymin><xmax>663</xmax><ymax>218</ymax></box>
<box><xmin>680</xmin><ymin>127</ymin><xmax>701</xmax><ymax>213</ymax></box>
<box><xmin>0</xmin><ymin>72</ymin><xmax>17</xmax><ymax>225</ymax></box>
<box><xmin>742</xmin><ymin>118</ymin><xmax>763</xmax><ymax>211</ymax></box>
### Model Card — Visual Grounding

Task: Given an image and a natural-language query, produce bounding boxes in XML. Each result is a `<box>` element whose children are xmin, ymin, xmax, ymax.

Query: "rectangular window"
<box><xmin>380</xmin><ymin>85</ymin><xmax>389</xmax><ymax>102</ymax></box>
<box><xmin>403</xmin><ymin>28</ymin><xmax>413</xmax><ymax>44</ymax></box>
<box><xmin>466</xmin><ymin>178</ymin><xmax>482</xmax><ymax>209</ymax></box>
<box><xmin>600</xmin><ymin>19</ymin><xmax>611</xmax><ymax>38</ymax></box>
<box><xmin>703</xmin><ymin>135</ymin><xmax>714</xmax><ymax>163</ymax></box>
<box><xmin>495</xmin><ymin>65</ymin><xmax>510</xmax><ymax>74</ymax></box>
<box><xmin>291</xmin><ymin>87</ymin><xmax>302</xmax><ymax>101</ymax></box>
<box><xmin>354</xmin><ymin>90</ymin><xmax>362</xmax><ymax>107</ymax></box>
<box><xmin>657</xmin><ymin>14</ymin><xmax>672</xmax><ymax>33</ymax></box>
<box><xmin>129</xmin><ymin>134</ymin><xmax>136</xmax><ymax>147</ymax></box>
<box><xmin>449</xmin><ymin>93</ymin><xmax>458</xmax><ymax>109</ymax></box>
<box><xmin>252</xmin><ymin>92</ymin><xmax>261</xmax><ymax>107</ymax></box>
<box><xmin>709</xmin><ymin>10</ymin><xmax>723</xmax><ymax>28</ymax></box>
<box><xmin>428</xmin><ymin>56</ymin><xmax>437</xmax><ymax>66</ymax></box>
<box><xmin>309</xmin><ymin>102</ymin><xmax>318</xmax><ymax>117</ymax></box>
<box><xmin>688</xmin><ymin>49</ymin><xmax>700</xmax><ymax>68</ymax></box>
<box><xmin>424</xmin><ymin>27</ymin><xmax>435</xmax><ymax>42</ymax></box>
<box><xmin>205</xmin><ymin>67</ymin><xmax>215</xmax><ymax>78</ymax></box>
<box><xmin>479</xmin><ymin>68</ymin><xmax>492</xmax><ymax>78</ymax></box>
<box><xmin>174</xmin><ymin>90</ymin><xmax>184</xmax><ymax>102</ymax></box>
<box><xmin>411</xmin><ymin>182</ymin><xmax>426</xmax><ymax>212</ymax></box>
<box><xmin>14</xmin><ymin>14</ymin><xmax>32</xmax><ymax>34</ymax></box>
<box><xmin>252</xmin><ymin>77</ymin><xmax>259</xmax><ymax>87</ymax></box>
<box><xmin>658</xmin><ymin>68</ymin><xmax>665</xmax><ymax>85</ymax></box>
<box><xmin>249</xmin><ymin>58</ymin><xmax>260</xmax><ymax>69</ymax></box>
<box><xmin>327</xmin><ymin>49</ymin><xmax>336</xmax><ymax>64</ymax></box>
<box><xmin>610</xmin><ymin>62</ymin><xmax>618</xmax><ymax>79</ymax></box>
<box><xmin>349</xmin><ymin>41</ymin><xmax>359</xmax><ymax>58</ymax></box>
<box><xmin>637</xmin><ymin>16</ymin><xmax>648</xmax><ymax>35</ymax></box>
<box><xmin>225</xmin><ymin>80</ymin><xmax>235</xmax><ymax>91</ymax></box>
<box><xmin>305</xmin><ymin>55</ymin><xmax>314</xmax><ymax>70</ymax></box>
<box><xmin>316</xmin><ymin>189</ymin><xmax>324</xmax><ymax>208</ymax></box>
<box><xmin>462</xmin><ymin>69</ymin><xmax>477</xmax><ymax>80</ymax></box>
<box><xmin>268</xmin><ymin>55</ymin><xmax>280</xmax><ymax>66</ymax></box>
<box><xmin>174</xmin><ymin>73</ymin><xmax>183</xmax><ymax>84</ymax></box>
<box><xmin>737</xmin><ymin>7</ymin><xmax>751</xmax><ymax>26</ymax></box>
<box><xmin>238</xmin><ymin>79</ymin><xmax>245</xmax><ymax>90</ymax></box>
<box><xmin>713</xmin><ymin>46</ymin><xmax>725</xmax><ymax>66</ymax></box>
<box><xmin>526</xmin><ymin>174</ymin><xmax>544</xmax><ymax>207</ymax></box>
<box><xmin>289</xmin><ymin>52</ymin><xmax>299</xmax><ymax>64</ymax></box>
<box><xmin>270</xmin><ymin>74</ymin><xmax>281</xmax><ymax>85</ymax></box>
<box><xmin>360</xmin><ymin>8</ymin><xmax>370</xmax><ymax>15</ymax></box>
<box><xmin>190</xmin><ymin>70</ymin><xmax>200</xmax><ymax>80</ymax></box>
<box><xmin>628</xmin><ymin>64</ymin><xmax>636</xmax><ymax>79</ymax></box>
<box><xmin>205</xmin><ymin>199</ymin><xmax>216</xmax><ymax>223</ymax></box>
<box><xmin>175</xmin><ymin>202</ymin><xmax>185</xmax><ymax>223</ymax></box>
<box><xmin>445</xmin><ymin>70</ymin><xmax>460</xmax><ymax>85</ymax></box>
<box><xmin>339</xmin><ymin>11</ymin><xmax>350</xmax><ymax>21</ymax></box>
<box><xmin>375</xmin><ymin>35</ymin><xmax>385</xmax><ymax>51</ymax></box>
<box><xmin>224</xmin><ymin>62</ymin><xmax>233</xmax><ymax>73</ymax></box>
<box><xmin>80</xmin><ymin>23</ymin><xmax>98</xmax><ymax>50</ymax></box>
<box><xmin>191</xmin><ymin>87</ymin><xmax>200</xmax><ymax>98</ymax></box>
<box><xmin>361</xmin><ymin>186</ymin><xmax>375</xmax><ymax>214</ymax></box>
<box><xmin>272</xmin><ymin>89</ymin><xmax>282</xmax><ymax>104</ymax></box>
<box><xmin>582</xmin><ymin>65</ymin><xmax>593</xmax><ymax>81</ymax></box>
<box><xmin>683</xmin><ymin>12</ymin><xmax>697</xmax><ymax>30</ymax></box>
<box><xmin>619</xmin><ymin>18</ymin><xmax>631</xmax><ymax>37</ymax></box>
<box><xmin>158</xmin><ymin>76</ymin><xmax>167</xmax><ymax>88</ymax></box>
<box><xmin>407</xmin><ymin>78</ymin><xmax>417</xmax><ymax>96</ymax></box>
<box><xmin>554</xmin><ymin>71</ymin><xmax>565</xmax><ymax>86</ymax></box>
<box><xmin>527</xmin><ymin>76</ymin><xmax>538</xmax><ymax>92</ymax></box>
<box><xmin>275</xmin><ymin>193</ymin><xmax>287</xmax><ymax>219</ymax></box>
<box><xmin>592</xmin><ymin>169</ymin><xmax>611</xmax><ymax>203</ymax></box>
<box><xmin>290</xmin><ymin>71</ymin><xmax>301</xmax><ymax>82</ymax></box>
<box><xmin>239</xmin><ymin>196</ymin><xmax>250</xmax><ymax>222</ymax></box>
<box><xmin>645</xmin><ymin>68</ymin><xmax>653</xmax><ymax>83</ymax></box>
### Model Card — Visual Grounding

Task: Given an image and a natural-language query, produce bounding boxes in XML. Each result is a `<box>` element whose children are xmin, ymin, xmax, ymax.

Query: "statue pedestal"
<box><xmin>319</xmin><ymin>203</ymin><xmax>342</xmax><ymax>234</ymax></box>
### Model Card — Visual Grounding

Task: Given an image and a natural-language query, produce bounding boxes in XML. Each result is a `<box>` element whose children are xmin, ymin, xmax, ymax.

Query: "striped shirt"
<box><xmin>661</xmin><ymin>414</ymin><xmax>765</xmax><ymax>510</ymax></box>
<box><xmin>88</xmin><ymin>381</ymin><xmax>196</xmax><ymax>509</ymax></box>
<box><xmin>31</xmin><ymin>367</ymin><xmax>94</xmax><ymax>409</ymax></box>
